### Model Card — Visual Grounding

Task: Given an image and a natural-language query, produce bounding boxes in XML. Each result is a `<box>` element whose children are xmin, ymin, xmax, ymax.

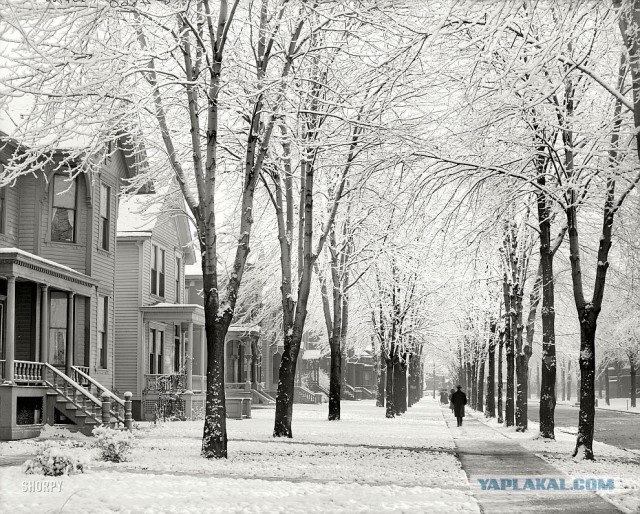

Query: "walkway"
<box><xmin>444</xmin><ymin>409</ymin><xmax>620</xmax><ymax>513</ymax></box>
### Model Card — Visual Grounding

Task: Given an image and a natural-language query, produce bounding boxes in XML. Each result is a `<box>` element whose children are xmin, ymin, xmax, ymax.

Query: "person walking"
<box><xmin>448</xmin><ymin>388</ymin><xmax>455</xmax><ymax>413</ymax></box>
<box><xmin>451</xmin><ymin>385</ymin><xmax>467</xmax><ymax>427</ymax></box>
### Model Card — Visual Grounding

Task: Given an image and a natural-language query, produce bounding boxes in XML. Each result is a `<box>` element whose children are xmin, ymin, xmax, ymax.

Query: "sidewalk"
<box><xmin>443</xmin><ymin>407</ymin><xmax>620</xmax><ymax>513</ymax></box>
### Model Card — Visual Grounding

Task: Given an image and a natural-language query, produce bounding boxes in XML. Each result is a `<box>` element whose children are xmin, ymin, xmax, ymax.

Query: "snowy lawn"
<box><xmin>0</xmin><ymin>400</ymin><xmax>479</xmax><ymax>513</ymax></box>
<box><xmin>468</xmin><ymin>409</ymin><xmax>640</xmax><ymax>513</ymax></box>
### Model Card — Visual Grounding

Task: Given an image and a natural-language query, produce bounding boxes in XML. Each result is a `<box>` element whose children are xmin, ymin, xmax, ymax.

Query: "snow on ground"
<box><xmin>0</xmin><ymin>400</ymin><xmax>479</xmax><ymax>513</ymax></box>
<box><xmin>469</xmin><ymin>409</ymin><xmax>640</xmax><ymax>513</ymax></box>
<box><xmin>595</xmin><ymin>398</ymin><xmax>640</xmax><ymax>414</ymax></box>
<box><xmin>529</xmin><ymin>396</ymin><xmax>640</xmax><ymax>414</ymax></box>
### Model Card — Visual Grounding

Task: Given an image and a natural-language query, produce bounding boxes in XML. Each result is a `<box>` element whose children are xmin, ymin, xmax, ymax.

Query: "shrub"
<box><xmin>23</xmin><ymin>441</ymin><xmax>85</xmax><ymax>476</ymax></box>
<box><xmin>92</xmin><ymin>426</ymin><xmax>135</xmax><ymax>462</ymax></box>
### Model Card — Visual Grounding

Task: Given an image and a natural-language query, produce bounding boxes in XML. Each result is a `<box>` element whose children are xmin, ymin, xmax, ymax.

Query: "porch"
<box><xmin>0</xmin><ymin>359</ymin><xmax>130</xmax><ymax>440</ymax></box>
<box><xmin>0</xmin><ymin>248</ymin><xmax>107</xmax><ymax>440</ymax></box>
<box><xmin>138</xmin><ymin>318</ymin><xmax>267</xmax><ymax>420</ymax></box>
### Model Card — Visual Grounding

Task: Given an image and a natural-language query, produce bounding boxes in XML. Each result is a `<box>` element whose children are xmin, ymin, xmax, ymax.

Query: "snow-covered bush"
<box><xmin>92</xmin><ymin>426</ymin><xmax>136</xmax><ymax>463</ymax></box>
<box><xmin>23</xmin><ymin>441</ymin><xmax>85</xmax><ymax>476</ymax></box>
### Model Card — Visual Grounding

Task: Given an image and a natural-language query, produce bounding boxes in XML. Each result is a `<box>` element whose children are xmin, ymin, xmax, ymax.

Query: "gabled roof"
<box><xmin>117</xmin><ymin>185</ymin><xmax>196</xmax><ymax>265</ymax></box>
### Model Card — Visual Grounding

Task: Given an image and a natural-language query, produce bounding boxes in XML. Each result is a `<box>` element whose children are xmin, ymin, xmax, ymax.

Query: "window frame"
<box><xmin>151</xmin><ymin>245</ymin><xmax>166</xmax><ymax>298</ymax></box>
<box><xmin>175</xmin><ymin>257</ymin><xmax>181</xmax><ymax>303</ymax></box>
<box><xmin>99</xmin><ymin>183</ymin><xmax>111</xmax><ymax>251</ymax></box>
<box><xmin>149</xmin><ymin>327</ymin><xmax>164</xmax><ymax>374</ymax></box>
<box><xmin>50</xmin><ymin>174</ymin><xmax>78</xmax><ymax>244</ymax></box>
<box><xmin>97</xmin><ymin>295</ymin><xmax>108</xmax><ymax>369</ymax></box>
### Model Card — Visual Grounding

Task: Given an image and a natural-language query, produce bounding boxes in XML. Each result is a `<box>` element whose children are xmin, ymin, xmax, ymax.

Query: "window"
<box><xmin>0</xmin><ymin>185</ymin><xmax>5</xmax><ymax>234</ymax></box>
<box><xmin>149</xmin><ymin>328</ymin><xmax>156</xmax><ymax>374</ymax></box>
<box><xmin>175</xmin><ymin>257</ymin><xmax>181</xmax><ymax>303</ymax></box>
<box><xmin>51</xmin><ymin>175</ymin><xmax>77</xmax><ymax>243</ymax></box>
<box><xmin>151</xmin><ymin>245</ymin><xmax>166</xmax><ymax>297</ymax></box>
<box><xmin>174</xmin><ymin>325</ymin><xmax>181</xmax><ymax>373</ymax></box>
<box><xmin>98</xmin><ymin>296</ymin><xmax>108</xmax><ymax>368</ymax></box>
<box><xmin>49</xmin><ymin>292</ymin><xmax>68</xmax><ymax>366</ymax></box>
<box><xmin>100</xmin><ymin>183</ymin><xmax>111</xmax><ymax>251</ymax></box>
<box><xmin>149</xmin><ymin>328</ymin><xmax>164</xmax><ymax>374</ymax></box>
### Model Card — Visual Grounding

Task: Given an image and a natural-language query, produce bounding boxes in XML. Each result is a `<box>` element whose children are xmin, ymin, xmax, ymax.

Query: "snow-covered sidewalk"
<box><xmin>0</xmin><ymin>400</ymin><xmax>479</xmax><ymax>513</ymax></box>
<box><xmin>465</xmin><ymin>408</ymin><xmax>640</xmax><ymax>513</ymax></box>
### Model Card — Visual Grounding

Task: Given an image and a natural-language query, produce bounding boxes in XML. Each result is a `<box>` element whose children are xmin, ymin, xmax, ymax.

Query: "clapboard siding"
<box><xmin>114</xmin><ymin>241</ymin><xmax>141</xmax><ymax>396</ymax></box>
<box><xmin>145</xmin><ymin>211</ymin><xmax>182</xmax><ymax>305</ymax></box>
<box><xmin>91</xmin><ymin>290</ymin><xmax>114</xmax><ymax>390</ymax></box>
<box><xmin>0</xmin><ymin>176</ymin><xmax>20</xmax><ymax>246</ymax></box>
<box><xmin>74</xmin><ymin>295</ymin><xmax>86</xmax><ymax>367</ymax></box>
<box><xmin>17</xmin><ymin>175</ymin><xmax>36</xmax><ymax>253</ymax></box>
<box><xmin>91</xmin><ymin>154</ymin><xmax>123</xmax><ymax>293</ymax></box>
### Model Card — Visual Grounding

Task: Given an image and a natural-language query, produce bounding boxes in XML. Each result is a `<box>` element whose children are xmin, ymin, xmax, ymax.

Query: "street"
<box><xmin>528</xmin><ymin>403</ymin><xmax>640</xmax><ymax>450</ymax></box>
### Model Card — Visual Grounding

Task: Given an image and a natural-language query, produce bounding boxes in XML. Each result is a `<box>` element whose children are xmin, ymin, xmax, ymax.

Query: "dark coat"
<box><xmin>451</xmin><ymin>390</ymin><xmax>467</xmax><ymax>418</ymax></box>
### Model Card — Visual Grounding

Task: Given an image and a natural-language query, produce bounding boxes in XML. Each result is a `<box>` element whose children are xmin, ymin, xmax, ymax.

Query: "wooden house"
<box><xmin>0</xmin><ymin>132</ymin><xmax>140</xmax><ymax>440</ymax></box>
<box><xmin>114</xmin><ymin>190</ymin><xmax>207</xmax><ymax>421</ymax></box>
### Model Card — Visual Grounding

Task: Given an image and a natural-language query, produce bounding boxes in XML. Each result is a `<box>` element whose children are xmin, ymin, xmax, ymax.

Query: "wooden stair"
<box><xmin>43</xmin><ymin>364</ymin><xmax>124</xmax><ymax>435</ymax></box>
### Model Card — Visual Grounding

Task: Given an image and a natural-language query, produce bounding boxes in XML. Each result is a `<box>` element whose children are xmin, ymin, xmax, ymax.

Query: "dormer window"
<box><xmin>51</xmin><ymin>175</ymin><xmax>77</xmax><ymax>243</ymax></box>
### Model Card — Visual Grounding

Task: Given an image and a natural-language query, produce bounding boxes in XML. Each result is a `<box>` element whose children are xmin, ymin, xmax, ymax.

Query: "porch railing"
<box><xmin>43</xmin><ymin>363</ymin><xmax>103</xmax><ymax>422</ymax></box>
<box><xmin>226</xmin><ymin>381</ymin><xmax>252</xmax><ymax>392</ymax></box>
<box><xmin>71</xmin><ymin>366</ymin><xmax>125</xmax><ymax>424</ymax></box>
<box><xmin>144</xmin><ymin>374</ymin><xmax>186</xmax><ymax>393</ymax></box>
<box><xmin>14</xmin><ymin>360</ymin><xmax>45</xmax><ymax>384</ymax></box>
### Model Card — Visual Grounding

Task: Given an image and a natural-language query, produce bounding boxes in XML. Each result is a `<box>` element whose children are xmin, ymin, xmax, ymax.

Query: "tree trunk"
<box><xmin>328</xmin><ymin>339</ymin><xmax>342</xmax><ymax>420</ymax></box>
<box><xmin>567</xmin><ymin>362</ymin><xmax>572</xmax><ymax>402</ymax></box>
<box><xmin>630</xmin><ymin>355</ymin><xmax>636</xmax><ymax>408</ymax></box>
<box><xmin>497</xmin><ymin>330</ymin><xmax>504</xmax><ymax>423</ymax></box>
<box><xmin>574</xmin><ymin>317</ymin><xmax>596</xmax><ymax>460</ymax></box>
<box><xmin>515</xmin><ymin>350</ymin><xmax>531</xmax><ymax>432</ymax></box>
<box><xmin>562</xmin><ymin>365</ymin><xmax>566</xmax><ymax>401</ymax></box>
<box><xmin>376</xmin><ymin>354</ymin><xmax>385</xmax><ymax>407</ymax></box>
<box><xmin>477</xmin><ymin>351</ymin><xmax>485</xmax><ymax>413</ymax></box>
<box><xmin>273</xmin><ymin>330</ymin><xmax>301</xmax><ymax>437</ymax></box>
<box><xmin>385</xmin><ymin>358</ymin><xmax>395</xmax><ymax>418</ymax></box>
<box><xmin>201</xmin><ymin>311</ymin><xmax>229</xmax><ymax>458</ymax></box>
<box><xmin>471</xmin><ymin>359</ymin><xmax>478</xmax><ymax>410</ymax></box>
<box><xmin>399</xmin><ymin>361</ymin><xmax>408</xmax><ymax>413</ymax></box>
<box><xmin>605</xmin><ymin>366</ymin><xmax>610</xmax><ymax>406</ymax></box>
<box><xmin>393</xmin><ymin>359</ymin><xmax>405</xmax><ymax>415</ymax></box>
<box><xmin>505</xmin><ymin>333</ymin><xmax>515</xmax><ymax>426</ymax></box>
<box><xmin>598</xmin><ymin>372</ymin><xmax>603</xmax><ymax>399</ymax></box>
<box><xmin>485</xmin><ymin>331</ymin><xmax>496</xmax><ymax>417</ymax></box>
<box><xmin>536</xmin><ymin>185</ymin><xmax>558</xmax><ymax>439</ymax></box>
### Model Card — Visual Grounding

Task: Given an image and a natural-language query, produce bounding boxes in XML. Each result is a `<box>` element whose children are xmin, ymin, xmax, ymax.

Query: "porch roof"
<box><xmin>140</xmin><ymin>303</ymin><xmax>205</xmax><ymax>326</ymax></box>
<box><xmin>0</xmin><ymin>248</ymin><xmax>97</xmax><ymax>296</ymax></box>
<box><xmin>227</xmin><ymin>325</ymin><xmax>260</xmax><ymax>338</ymax></box>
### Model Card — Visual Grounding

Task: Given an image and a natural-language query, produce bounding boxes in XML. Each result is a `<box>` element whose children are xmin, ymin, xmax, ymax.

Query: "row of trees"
<box><xmin>3</xmin><ymin>1</ymin><xmax>640</xmax><ymax>461</ymax></box>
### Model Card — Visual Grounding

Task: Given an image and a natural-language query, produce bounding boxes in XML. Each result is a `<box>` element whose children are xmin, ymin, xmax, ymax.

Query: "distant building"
<box><xmin>184</xmin><ymin>254</ymin><xmax>274</xmax><ymax>417</ymax></box>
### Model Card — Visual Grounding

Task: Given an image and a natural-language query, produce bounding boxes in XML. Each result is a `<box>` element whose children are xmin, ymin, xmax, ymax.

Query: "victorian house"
<box><xmin>114</xmin><ymin>189</ymin><xmax>206</xmax><ymax>421</ymax></box>
<box><xmin>0</xmin><ymin>132</ymin><xmax>140</xmax><ymax>440</ymax></box>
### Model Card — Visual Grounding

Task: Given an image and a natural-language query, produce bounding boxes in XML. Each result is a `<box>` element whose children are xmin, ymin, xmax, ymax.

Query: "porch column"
<box><xmin>40</xmin><ymin>285</ymin><xmax>49</xmax><ymax>364</ymax></box>
<box><xmin>4</xmin><ymin>276</ymin><xmax>15</xmax><ymax>382</ymax></box>
<box><xmin>65</xmin><ymin>292</ymin><xmax>75</xmax><ymax>375</ymax></box>
<box><xmin>186</xmin><ymin>321</ymin><xmax>193</xmax><ymax>391</ymax></box>
<box><xmin>200</xmin><ymin>327</ymin><xmax>206</xmax><ymax>380</ymax></box>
